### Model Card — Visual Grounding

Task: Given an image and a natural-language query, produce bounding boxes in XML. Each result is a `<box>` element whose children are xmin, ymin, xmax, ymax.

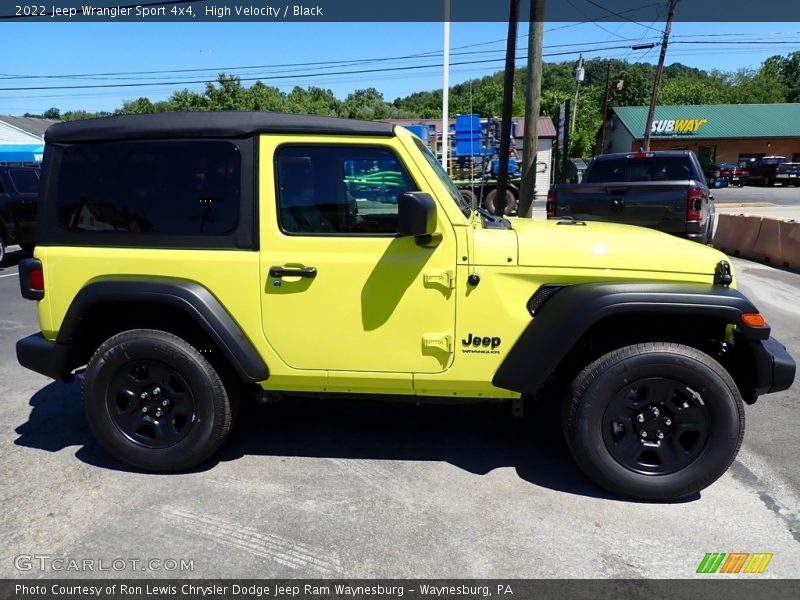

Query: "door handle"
<box><xmin>269</xmin><ymin>266</ymin><xmax>317</xmax><ymax>279</ymax></box>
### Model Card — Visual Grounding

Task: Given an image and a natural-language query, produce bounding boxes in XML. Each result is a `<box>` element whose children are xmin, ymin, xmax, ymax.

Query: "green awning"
<box><xmin>613</xmin><ymin>104</ymin><xmax>800</xmax><ymax>140</ymax></box>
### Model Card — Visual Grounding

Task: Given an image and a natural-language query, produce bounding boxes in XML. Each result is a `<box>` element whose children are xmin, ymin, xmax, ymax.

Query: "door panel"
<box><xmin>259</xmin><ymin>137</ymin><xmax>457</xmax><ymax>374</ymax></box>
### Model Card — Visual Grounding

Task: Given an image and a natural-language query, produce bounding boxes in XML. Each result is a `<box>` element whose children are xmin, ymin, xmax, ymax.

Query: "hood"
<box><xmin>511</xmin><ymin>218</ymin><xmax>727</xmax><ymax>278</ymax></box>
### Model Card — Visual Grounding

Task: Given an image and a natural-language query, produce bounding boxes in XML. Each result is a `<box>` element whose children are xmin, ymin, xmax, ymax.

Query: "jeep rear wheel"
<box><xmin>83</xmin><ymin>329</ymin><xmax>233</xmax><ymax>471</ymax></box>
<box><xmin>564</xmin><ymin>342</ymin><xmax>744</xmax><ymax>500</ymax></box>
<box><xmin>0</xmin><ymin>233</ymin><xmax>6</xmax><ymax>267</ymax></box>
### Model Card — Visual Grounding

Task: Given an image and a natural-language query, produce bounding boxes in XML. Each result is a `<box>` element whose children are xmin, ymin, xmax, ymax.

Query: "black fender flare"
<box><xmin>57</xmin><ymin>278</ymin><xmax>269</xmax><ymax>383</ymax></box>
<box><xmin>492</xmin><ymin>282</ymin><xmax>767</xmax><ymax>396</ymax></box>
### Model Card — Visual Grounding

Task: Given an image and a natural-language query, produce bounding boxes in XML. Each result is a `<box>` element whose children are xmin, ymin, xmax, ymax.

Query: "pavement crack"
<box><xmin>730</xmin><ymin>460</ymin><xmax>800</xmax><ymax>545</ymax></box>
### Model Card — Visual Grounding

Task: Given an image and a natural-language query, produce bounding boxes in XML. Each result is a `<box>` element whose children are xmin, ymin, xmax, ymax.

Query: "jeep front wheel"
<box><xmin>564</xmin><ymin>342</ymin><xmax>744</xmax><ymax>500</ymax></box>
<box><xmin>83</xmin><ymin>329</ymin><xmax>233</xmax><ymax>471</ymax></box>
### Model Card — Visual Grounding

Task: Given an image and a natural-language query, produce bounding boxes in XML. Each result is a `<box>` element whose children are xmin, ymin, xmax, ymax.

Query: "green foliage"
<box><xmin>36</xmin><ymin>51</ymin><xmax>797</xmax><ymax>158</ymax></box>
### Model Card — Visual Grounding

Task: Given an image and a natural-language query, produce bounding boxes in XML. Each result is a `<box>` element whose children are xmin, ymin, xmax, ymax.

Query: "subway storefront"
<box><xmin>602</xmin><ymin>104</ymin><xmax>800</xmax><ymax>167</ymax></box>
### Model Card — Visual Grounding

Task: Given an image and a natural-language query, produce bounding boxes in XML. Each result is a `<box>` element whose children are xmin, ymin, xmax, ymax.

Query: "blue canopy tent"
<box><xmin>0</xmin><ymin>143</ymin><xmax>44</xmax><ymax>164</ymax></box>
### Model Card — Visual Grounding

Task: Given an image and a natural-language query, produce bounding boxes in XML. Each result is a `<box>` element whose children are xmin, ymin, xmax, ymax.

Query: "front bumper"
<box><xmin>751</xmin><ymin>336</ymin><xmax>795</xmax><ymax>397</ymax></box>
<box><xmin>16</xmin><ymin>332</ymin><xmax>75</xmax><ymax>382</ymax></box>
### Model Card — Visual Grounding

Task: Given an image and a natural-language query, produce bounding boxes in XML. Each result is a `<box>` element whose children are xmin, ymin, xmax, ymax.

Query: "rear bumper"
<box><xmin>751</xmin><ymin>336</ymin><xmax>795</xmax><ymax>397</ymax></box>
<box><xmin>16</xmin><ymin>332</ymin><xmax>74</xmax><ymax>382</ymax></box>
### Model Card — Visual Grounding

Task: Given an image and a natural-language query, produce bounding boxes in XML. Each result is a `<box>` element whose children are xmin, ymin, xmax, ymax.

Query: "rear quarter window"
<box><xmin>57</xmin><ymin>140</ymin><xmax>241</xmax><ymax>235</ymax></box>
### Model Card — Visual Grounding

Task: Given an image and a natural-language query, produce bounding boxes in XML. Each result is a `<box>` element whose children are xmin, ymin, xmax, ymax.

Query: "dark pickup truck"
<box><xmin>745</xmin><ymin>156</ymin><xmax>800</xmax><ymax>187</ymax></box>
<box><xmin>0</xmin><ymin>165</ymin><xmax>40</xmax><ymax>265</ymax></box>
<box><xmin>547</xmin><ymin>150</ymin><xmax>714</xmax><ymax>243</ymax></box>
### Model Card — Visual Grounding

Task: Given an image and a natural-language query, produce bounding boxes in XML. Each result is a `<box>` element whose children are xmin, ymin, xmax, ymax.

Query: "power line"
<box><xmin>582</xmin><ymin>0</ymin><xmax>664</xmax><ymax>32</ymax></box>
<box><xmin>0</xmin><ymin>37</ymin><xmax>661</xmax><ymax>82</ymax></box>
<box><xmin>5</xmin><ymin>40</ymin><xmax>642</xmax><ymax>92</ymax></box>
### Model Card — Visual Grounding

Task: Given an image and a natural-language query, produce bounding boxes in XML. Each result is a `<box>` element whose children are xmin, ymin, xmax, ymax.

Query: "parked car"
<box><xmin>717</xmin><ymin>163</ymin><xmax>748</xmax><ymax>187</ymax></box>
<box><xmin>0</xmin><ymin>165</ymin><xmax>40</xmax><ymax>265</ymax></box>
<box><xmin>702</xmin><ymin>164</ymin><xmax>728</xmax><ymax>189</ymax></box>
<box><xmin>547</xmin><ymin>150</ymin><xmax>715</xmax><ymax>243</ymax></box>
<box><xmin>746</xmin><ymin>156</ymin><xmax>800</xmax><ymax>187</ymax></box>
<box><xmin>712</xmin><ymin>163</ymin><xmax>750</xmax><ymax>187</ymax></box>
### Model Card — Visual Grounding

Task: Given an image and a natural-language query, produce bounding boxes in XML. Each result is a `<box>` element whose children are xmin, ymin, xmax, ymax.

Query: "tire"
<box><xmin>0</xmin><ymin>233</ymin><xmax>5</xmax><ymax>267</ymax></box>
<box><xmin>563</xmin><ymin>342</ymin><xmax>744</xmax><ymax>500</ymax></box>
<box><xmin>459</xmin><ymin>189</ymin><xmax>477</xmax><ymax>209</ymax></box>
<box><xmin>83</xmin><ymin>329</ymin><xmax>233</xmax><ymax>471</ymax></box>
<box><xmin>764</xmin><ymin>176</ymin><xmax>773</xmax><ymax>187</ymax></box>
<box><xmin>484</xmin><ymin>188</ymin><xmax>517</xmax><ymax>215</ymax></box>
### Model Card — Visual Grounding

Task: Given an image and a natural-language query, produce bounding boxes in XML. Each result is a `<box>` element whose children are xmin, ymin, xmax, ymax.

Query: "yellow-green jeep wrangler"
<box><xmin>16</xmin><ymin>112</ymin><xmax>795</xmax><ymax>500</ymax></box>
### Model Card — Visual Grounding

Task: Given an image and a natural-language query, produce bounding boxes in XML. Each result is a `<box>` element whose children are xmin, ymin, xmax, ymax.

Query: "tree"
<box><xmin>659</xmin><ymin>79</ymin><xmax>724</xmax><ymax>105</ymax></box>
<box><xmin>43</xmin><ymin>107</ymin><xmax>61</xmax><ymax>120</ymax></box>
<box><xmin>343</xmin><ymin>88</ymin><xmax>393</xmax><ymax>120</ymax></box>
<box><xmin>115</xmin><ymin>97</ymin><xmax>156</xmax><ymax>115</ymax></box>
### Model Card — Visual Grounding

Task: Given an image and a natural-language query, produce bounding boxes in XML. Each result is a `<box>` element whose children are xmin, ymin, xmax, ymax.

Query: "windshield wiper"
<box><xmin>475</xmin><ymin>206</ymin><xmax>499</xmax><ymax>221</ymax></box>
<box><xmin>475</xmin><ymin>207</ymin><xmax>512</xmax><ymax>229</ymax></box>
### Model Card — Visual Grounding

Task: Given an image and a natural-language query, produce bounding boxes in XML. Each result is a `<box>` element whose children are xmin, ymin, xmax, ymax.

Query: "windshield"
<box><xmin>412</xmin><ymin>137</ymin><xmax>471</xmax><ymax>218</ymax></box>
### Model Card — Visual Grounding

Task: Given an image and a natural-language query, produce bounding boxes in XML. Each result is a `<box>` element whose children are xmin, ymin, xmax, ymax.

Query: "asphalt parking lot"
<box><xmin>1</xmin><ymin>237</ymin><xmax>799</xmax><ymax>579</ymax></box>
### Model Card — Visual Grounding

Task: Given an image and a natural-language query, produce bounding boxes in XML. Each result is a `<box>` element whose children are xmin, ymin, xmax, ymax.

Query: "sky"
<box><xmin>0</xmin><ymin>20</ymin><xmax>798</xmax><ymax>115</ymax></box>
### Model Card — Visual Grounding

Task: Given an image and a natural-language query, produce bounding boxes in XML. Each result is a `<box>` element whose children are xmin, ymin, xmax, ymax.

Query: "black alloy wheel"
<box><xmin>564</xmin><ymin>342</ymin><xmax>745</xmax><ymax>500</ymax></box>
<box><xmin>601</xmin><ymin>378</ymin><xmax>709</xmax><ymax>476</ymax></box>
<box><xmin>107</xmin><ymin>360</ymin><xmax>196</xmax><ymax>449</ymax></box>
<box><xmin>84</xmin><ymin>329</ymin><xmax>233</xmax><ymax>471</ymax></box>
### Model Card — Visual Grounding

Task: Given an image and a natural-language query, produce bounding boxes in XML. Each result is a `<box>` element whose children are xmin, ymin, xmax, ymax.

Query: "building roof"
<box><xmin>0</xmin><ymin>116</ymin><xmax>59</xmax><ymax>139</ymax></box>
<box><xmin>516</xmin><ymin>116</ymin><xmax>557</xmax><ymax>139</ymax></box>
<box><xmin>613</xmin><ymin>104</ymin><xmax>800</xmax><ymax>140</ymax></box>
<box><xmin>45</xmin><ymin>111</ymin><xmax>395</xmax><ymax>143</ymax></box>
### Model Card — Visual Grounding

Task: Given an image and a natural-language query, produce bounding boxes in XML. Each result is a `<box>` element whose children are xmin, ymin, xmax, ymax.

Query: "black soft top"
<box><xmin>45</xmin><ymin>111</ymin><xmax>396</xmax><ymax>143</ymax></box>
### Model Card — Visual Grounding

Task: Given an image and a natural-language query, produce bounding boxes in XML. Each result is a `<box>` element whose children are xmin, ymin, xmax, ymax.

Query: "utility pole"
<box><xmin>518</xmin><ymin>0</ymin><xmax>545</xmax><ymax>218</ymax></box>
<box><xmin>441</xmin><ymin>0</ymin><xmax>450</xmax><ymax>171</ymax></box>
<box><xmin>569</xmin><ymin>55</ymin><xmax>585</xmax><ymax>135</ymax></box>
<box><xmin>642</xmin><ymin>0</ymin><xmax>679</xmax><ymax>151</ymax></box>
<box><xmin>494</xmin><ymin>0</ymin><xmax>520</xmax><ymax>217</ymax></box>
<box><xmin>598</xmin><ymin>62</ymin><xmax>612</xmax><ymax>155</ymax></box>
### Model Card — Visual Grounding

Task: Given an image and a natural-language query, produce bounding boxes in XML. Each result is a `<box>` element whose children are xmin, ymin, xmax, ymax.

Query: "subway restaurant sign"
<box><xmin>651</xmin><ymin>118</ymin><xmax>708</xmax><ymax>135</ymax></box>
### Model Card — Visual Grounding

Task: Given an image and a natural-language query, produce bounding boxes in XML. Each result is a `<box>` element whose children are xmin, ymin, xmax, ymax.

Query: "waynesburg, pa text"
<box><xmin>14</xmin><ymin>583</ymin><xmax>515</xmax><ymax>598</ymax></box>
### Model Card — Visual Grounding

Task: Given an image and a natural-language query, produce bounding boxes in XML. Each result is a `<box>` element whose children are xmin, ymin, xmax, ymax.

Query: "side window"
<box><xmin>9</xmin><ymin>169</ymin><xmax>40</xmax><ymax>194</ymax></box>
<box><xmin>276</xmin><ymin>146</ymin><xmax>417</xmax><ymax>235</ymax></box>
<box><xmin>57</xmin><ymin>141</ymin><xmax>240</xmax><ymax>235</ymax></box>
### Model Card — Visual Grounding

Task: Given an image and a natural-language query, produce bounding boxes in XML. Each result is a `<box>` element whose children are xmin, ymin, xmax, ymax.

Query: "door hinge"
<box><xmin>423</xmin><ymin>333</ymin><xmax>453</xmax><ymax>354</ymax></box>
<box><xmin>423</xmin><ymin>269</ymin><xmax>455</xmax><ymax>290</ymax></box>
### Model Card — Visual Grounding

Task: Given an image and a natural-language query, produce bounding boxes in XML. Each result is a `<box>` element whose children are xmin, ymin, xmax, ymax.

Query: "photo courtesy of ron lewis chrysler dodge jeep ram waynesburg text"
<box><xmin>16</xmin><ymin>112</ymin><xmax>796</xmax><ymax>501</ymax></box>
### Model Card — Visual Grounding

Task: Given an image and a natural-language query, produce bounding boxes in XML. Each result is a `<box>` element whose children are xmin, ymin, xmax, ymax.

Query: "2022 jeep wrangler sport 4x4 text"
<box><xmin>16</xmin><ymin>112</ymin><xmax>796</xmax><ymax>500</ymax></box>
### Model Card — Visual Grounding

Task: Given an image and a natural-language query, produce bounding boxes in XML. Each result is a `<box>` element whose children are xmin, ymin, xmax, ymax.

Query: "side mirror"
<box><xmin>398</xmin><ymin>192</ymin><xmax>437</xmax><ymax>244</ymax></box>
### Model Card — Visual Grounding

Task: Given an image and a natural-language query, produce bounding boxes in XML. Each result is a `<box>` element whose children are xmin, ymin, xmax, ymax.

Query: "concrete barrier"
<box><xmin>751</xmin><ymin>217</ymin><xmax>784</xmax><ymax>264</ymax></box>
<box><xmin>713</xmin><ymin>214</ymin><xmax>762</xmax><ymax>257</ymax></box>
<box><xmin>781</xmin><ymin>219</ymin><xmax>800</xmax><ymax>270</ymax></box>
<box><xmin>712</xmin><ymin>213</ymin><xmax>735</xmax><ymax>253</ymax></box>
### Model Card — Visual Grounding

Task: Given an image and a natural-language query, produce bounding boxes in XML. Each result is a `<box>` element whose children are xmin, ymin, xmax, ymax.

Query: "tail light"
<box><xmin>19</xmin><ymin>258</ymin><xmax>44</xmax><ymax>301</ymax></box>
<box><xmin>773</xmin><ymin>165</ymin><xmax>781</xmax><ymax>174</ymax></box>
<box><xmin>687</xmin><ymin>187</ymin><xmax>704</xmax><ymax>221</ymax></box>
<box><xmin>741</xmin><ymin>169</ymin><xmax>750</xmax><ymax>176</ymax></box>
<box><xmin>626</xmin><ymin>152</ymin><xmax>654</xmax><ymax>159</ymax></box>
<box><xmin>546</xmin><ymin>190</ymin><xmax>556</xmax><ymax>218</ymax></box>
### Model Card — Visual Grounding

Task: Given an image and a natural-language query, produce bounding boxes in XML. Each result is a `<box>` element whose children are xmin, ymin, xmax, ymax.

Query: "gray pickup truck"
<box><xmin>745</xmin><ymin>156</ymin><xmax>800</xmax><ymax>187</ymax></box>
<box><xmin>547</xmin><ymin>150</ymin><xmax>714</xmax><ymax>243</ymax></box>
